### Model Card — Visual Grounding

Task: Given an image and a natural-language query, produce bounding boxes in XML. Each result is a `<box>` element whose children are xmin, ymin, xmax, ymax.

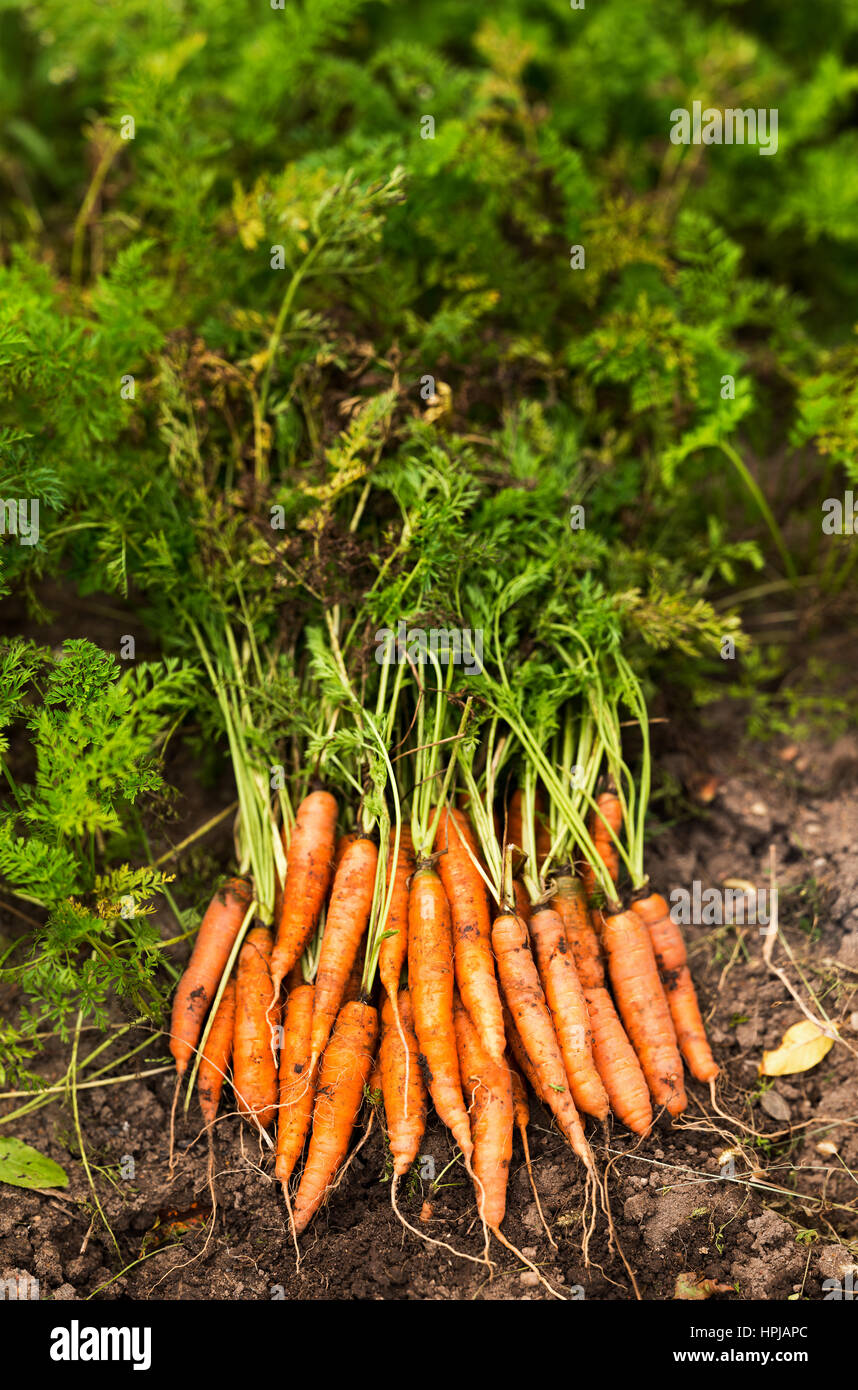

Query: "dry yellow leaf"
<box><xmin>760</xmin><ymin>1019</ymin><xmax>835</xmax><ymax>1076</ymax></box>
<box><xmin>674</xmin><ymin>1271</ymin><xmax>733</xmax><ymax>1300</ymax></box>
<box><xmin>423</xmin><ymin>380</ymin><xmax>452</xmax><ymax>424</ymax></box>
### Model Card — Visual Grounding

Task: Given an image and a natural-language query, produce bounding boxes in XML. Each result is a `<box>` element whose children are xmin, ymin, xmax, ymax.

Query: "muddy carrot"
<box><xmin>581</xmin><ymin>791</ymin><xmax>623</xmax><ymax>902</ymax></box>
<box><xmin>342</xmin><ymin>956</ymin><xmax>364</xmax><ymax>1005</ymax></box>
<box><xmin>270</xmin><ymin>790</ymin><xmax>338</xmax><ymax>996</ymax></box>
<box><xmin>380</xmin><ymin>990</ymin><xmax>427</xmax><ymax>1177</ymax></box>
<box><xmin>553</xmin><ymin>874</ymin><xmax>605</xmax><ymax>990</ymax></box>
<box><xmin>508</xmin><ymin>1052</ymin><xmax>529</xmax><ymax>1133</ymax></box>
<box><xmin>408</xmin><ymin>863</ymin><xmax>474</xmax><ymax>1162</ymax></box>
<box><xmin>233</xmin><ymin>926</ymin><xmax>279</xmax><ymax>1129</ymax></box>
<box><xmin>368</xmin><ymin>1054</ymin><xmax>382</xmax><ymax>1099</ymax></box>
<box><xmin>378</xmin><ymin>826</ymin><xmax>415</xmax><ymax>1022</ymax></box>
<box><xmin>600</xmin><ymin>907</ymin><xmax>687</xmax><ymax>1116</ymax></box>
<box><xmin>169</xmin><ymin>876</ymin><xmax>252</xmax><ymax>1077</ymax></box>
<box><xmin>292</xmin><ymin>1000</ymin><xmax>378</xmax><ymax>1234</ymax></box>
<box><xmin>552</xmin><ymin>875</ymin><xmax>651</xmax><ymax>1131</ymax></box>
<box><xmin>529</xmin><ymin>902</ymin><xmax>609</xmax><ymax>1121</ymax></box>
<box><xmin>435</xmin><ymin>807</ymin><xmax>505</xmax><ymax>1065</ymax></box>
<box><xmin>582</xmin><ymin>984</ymin><xmax>653</xmax><ymax>1134</ymax></box>
<box><xmin>275</xmin><ymin>983</ymin><xmax>316</xmax><ymax>1184</ymax></box>
<box><xmin>492</xmin><ymin>909</ymin><xmax>593</xmax><ymax>1167</ymax></box>
<box><xmin>632</xmin><ymin>892</ymin><xmax>719</xmax><ymax>1083</ymax></box>
<box><xmin>502</xmin><ymin>1001</ymin><xmax>548</xmax><ymax>1105</ymax></box>
<box><xmin>309</xmin><ymin>832</ymin><xmax>378</xmax><ymax>1066</ymax></box>
<box><xmin>513</xmin><ymin>877</ymin><xmax>531</xmax><ymax>924</ymax></box>
<box><xmin>197</xmin><ymin>978</ymin><xmax>236</xmax><ymax>1127</ymax></box>
<box><xmin>453</xmin><ymin>995</ymin><xmax>513</xmax><ymax>1231</ymax></box>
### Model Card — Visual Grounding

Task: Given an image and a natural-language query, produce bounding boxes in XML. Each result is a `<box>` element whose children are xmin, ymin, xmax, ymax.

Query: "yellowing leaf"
<box><xmin>674</xmin><ymin>1271</ymin><xmax>733</xmax><ymax>1300</ymax></box>
<box><xmin>760</xmin><ymin>1019</ymin><xmax>835</xmax><ymax>1077</ymax></box>
<box><xmin>423</xmin><ymin>380</ymin><xmax>452</xmax><ymax>424</ymax></box>
<box><xmin>232</xmin><ymin>177</ymin><xmax>267</xmax><ymax>251</ymax></box>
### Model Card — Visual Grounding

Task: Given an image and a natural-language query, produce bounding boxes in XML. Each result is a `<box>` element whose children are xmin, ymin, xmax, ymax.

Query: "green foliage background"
<box><xmin>2</xmin><ymin>0</ymin><xmax>857</xmax><ymax>613</ymax></box>
<box><xmin>1</xmin><ymin>1</ymin><xmax>858</xmax><ymax>1044</ymax></box>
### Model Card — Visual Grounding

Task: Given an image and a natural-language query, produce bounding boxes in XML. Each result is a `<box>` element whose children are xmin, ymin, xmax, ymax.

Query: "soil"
<box><xmin>1</xmin><ymin>594</ymin><xmax>857</xmax><ymax>1301</ymax></box>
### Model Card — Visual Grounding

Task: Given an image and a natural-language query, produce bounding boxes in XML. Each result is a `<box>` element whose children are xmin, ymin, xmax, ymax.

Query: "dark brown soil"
<box><xmin>1</xmin><ymin>591</ymin><xmax>856</xmax><ymax>1300</ymax></box>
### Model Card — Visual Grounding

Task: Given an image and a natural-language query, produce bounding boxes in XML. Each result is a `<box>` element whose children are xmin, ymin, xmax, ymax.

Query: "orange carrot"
<box><xmin>368</xmin><ymin>1054</ymin><xmax>382</xmax><ymax>1098</ymax></box>
<box><xmin>233</xmin><ymin>926</ymin><xmax>279</xmax><ymax>1129</ymax></box>
<box><xmin>552</xmin><ymin>875</ymin><xmax>651</xmax><ymax>1132</ymax></box>
<box><xmin>435</xmin><ymin>807</ymin><xmax>505</xmax><ymax>1065</ymax></box>
<box><xmin>292</xmin><ymin>1000</ymin><xmax>378</xmax><ymax>1234</ymax></box>
<box><xmin>507</xmin><ymin>1052</ymin><xmax>529</xmax><ymax>1132</ymax></box>
<box><xmin>453</xmin><ymin>995</ymin><xmax>513</xmax><ymax>1231</ymax></box>
<box><xmin>599</xmin><ymin>907</ymin><xmax>687</xmax><ymax>1116</ymax></box>
<box><xmin>197</xmin><ymin>978</ymin><xmax>236</xmax><ymax>1127</ymax></box>
<box><xmin>513</xmin><ymin>877</ymin><xmax>531</xmax><ymax>924</ymax></box>
<box><xmin>491</xmin><ymin>909</ymin><xmax>593</xmax><ymax>1167</ymax></box>
<box><xmin>581</xmin><ymin>791</ymin><xmax>623</xmax><ymax>902</ymax></box>
<box><xmin>408</xmin><ymin>864</ymin><xmax>474</xmax><ymax>1162</ymax></box>
<box><xmin>270</xmin><ymin>790</ymin><xmax>337</xmax><ymax>996</ymax></box>
<box><xmin>275</xmin><ymin>983</ymin><xmax>316</xmax><ymax>1184</ymax></box>
<box><xmin>502</xmin><ymin>1001</ymin><xmax>547</xmax><ymax>1105</ymax></box>
<box><xmin>632</xmin><ymin>893</ymin><xmax>719</xmax><ymax>1083</ymax></box>
<box><xmin>380</xmin><ymin>990</ymin><xmax>427</xmax><ymax>1177</ymax></box>
<box><xmin>582</xmin><ymin>984</ymin><xmax>652</xmax><ymax>1134</ymax></box>
<box><xmin>553</xmin><ymin>874</ymin><xmax>605</xmax><ymax>990</ymax></box>
<box><xmin>309</xmin><ymin>833</ymin><xmax>377</xmax><ymax>1066</ymax></box>
<box><xmin>378</xmin><ymin>827</ymin><xmax>415</xmax><ymax>1020</ymax></box>
<box><xmin>528</xmin><ymin>902</ymin><xmax>609</xmax><ymax>1121</ymax></box>
<box><xmin>286</xmin><ymin>960</ymin><xmax>305</xmax><ymax>991</ymax></box>
<box><xmin>169</xmin><ymin>877</ymin><xmax>252</xmax><ymax>1077</ymax></box>
<box><xmin>342</xmin><ymin>956</ymin><xmax>364</xmax><ymax>1005</ymax></box>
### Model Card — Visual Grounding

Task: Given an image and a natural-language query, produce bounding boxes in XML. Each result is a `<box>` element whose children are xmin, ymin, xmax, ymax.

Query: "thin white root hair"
<box><xmin>490</xmin><ymin>1226</ymin><xmax>567</xmax><ymax>1300</ymax></box>
<box><xmin>391</xmin><ymin>1175</ymin><xmax>490</xmax><ymax>1268</ymax></box>
<box><xmin>518</xmin><ymin>1123</ymin><xmax>556</xmax><ymax>1249</ymax></box>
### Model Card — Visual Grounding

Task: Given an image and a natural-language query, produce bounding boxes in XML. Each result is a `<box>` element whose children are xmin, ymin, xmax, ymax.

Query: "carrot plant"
<box><xmin>0</xmin><ymin>637</ymin><xmax>195</xmax><ymax>1073</ymax></box>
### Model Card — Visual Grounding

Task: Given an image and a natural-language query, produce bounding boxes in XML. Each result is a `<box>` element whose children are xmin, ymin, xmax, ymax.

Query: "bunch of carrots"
<box><xmin>167</xmin><ymin>670</ymin><xmax>718</xmax><ymax>1263</ymax></box>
